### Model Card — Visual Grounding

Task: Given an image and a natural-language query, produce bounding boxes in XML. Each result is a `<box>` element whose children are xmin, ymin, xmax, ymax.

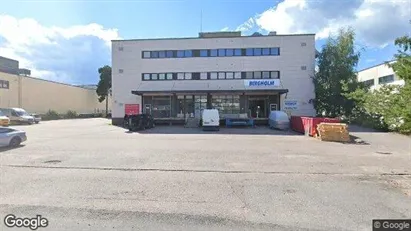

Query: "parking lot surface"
<box><xmin>0</xmin><ymin>118</ymin><xmax>410</xmax><ymax>230</ymax></box>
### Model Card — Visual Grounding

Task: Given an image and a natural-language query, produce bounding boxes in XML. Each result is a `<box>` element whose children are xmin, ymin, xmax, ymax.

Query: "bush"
<box><xmin>64</xmin><ymin>110</ymin><xmax>78</xmax><ymax>119</ymax></box>
<box><xmin>42</xmin><ymin>110</ymin><xmax>61</xmax><ymax>120</ymax></box>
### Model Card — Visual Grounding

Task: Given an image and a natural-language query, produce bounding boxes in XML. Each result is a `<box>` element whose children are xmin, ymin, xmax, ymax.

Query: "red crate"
<box><xmin>291</xmin><ymin>116</ymin><xmax>340</xmax><ymax>136</ymax></box>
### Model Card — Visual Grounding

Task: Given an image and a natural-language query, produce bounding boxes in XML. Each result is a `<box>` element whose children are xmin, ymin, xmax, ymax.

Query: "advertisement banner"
<box><xmin>243</xmin><ymin>79</ymin><xmax>281</xmax><ymax>88</ymax></box>
<box><xmin>124</xmin><ymin>104</ymin><xmax>140</xmax><ymax>115</ymax></box>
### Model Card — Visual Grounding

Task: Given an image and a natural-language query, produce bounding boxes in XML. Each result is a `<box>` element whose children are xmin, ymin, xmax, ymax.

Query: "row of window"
<box><xmin>362</xmin><ymin>74</ymin><xmax>395</xmax><ymax>87</ymax></box>
<box><xmin>142</xmin><ymin>71</ymin><xmax>280</xmax><ymax>81</ymax></box>
<box><xmin>0</xmin><ymin>80</ymin><xmax>9</xmax><ymax>89</ymax></box>
<box><xmin>142</xmin><ymin>47</ymin><xmax>280</xmax><ymax>59</ymax></box>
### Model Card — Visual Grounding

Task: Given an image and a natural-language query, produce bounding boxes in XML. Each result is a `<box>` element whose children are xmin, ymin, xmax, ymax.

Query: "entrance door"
<box><xmin>249</xmin><ymin>99</ymin><xmax>266</xmax><ymax>118</ymax></box>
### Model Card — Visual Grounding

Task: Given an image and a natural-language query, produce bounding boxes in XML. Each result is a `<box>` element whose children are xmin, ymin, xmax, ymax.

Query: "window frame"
<box><xmin>159</xmin><ymin>73</ymin><xmax>166</xmax><ymax>80</ymax></box>
<box><xmin>245</xmin><ymin>48</ymin><xmax>253</xmax><ymax>56</ymax></box>
<box><xmin>166</xmin><ymin>73</ymin><xmax>173</xmax><ymax>80</ymax></box>
<box><xmin>142</xmin><ymin>51</ymin><xmax>151</xmax><ymax>59</ymax></box>
<box><xmin>151</xmin><ymin>51</ymin><xmax>159</xmax><ymax>58</ymax></box>
<box><xmin>177</xmin><ymin>73</ymin><xmax>185</xmax><ymax>80</ymax></box>
<box><xmin>262</xmin><ymin>48</ymin><xmax>270</xmax><ymax>56</ymax></box>
<box><xmin>218</xmin><ymin>49</ymin><xmax>226</xmax><ymax>57</ymax></box>
<box><xmin>184</xmin><ymin>50</ymin><xmax>193</xmax><ymax>57</ymax></box>
<box><xmin>226</xmin><ymin>49</ymin><xmax>234</xmax><ymax>57</ymax></box>
<box><xmin>210</xmin><ymin>49</ymin><xmax>218</xmax><ymax>57</ymax></box>
<box><xmin>159</xmin><ymin>51</ymin><xmax>166</xmax><ymax>58</ymax></box>
<box><xmin>143</xmin><ymin>73</ymin><xmax>151</xmax><ymax>80</ymax></box>
<box><xmin>177</xmin><ymin>50</ymin><xmax>185</xmax><ymax>58</ymax></box>
<box><xmin>234</xmin><ymin>49</ymin><xmax>242</xmax><ymax>56</ymax></box>
<box><xmin>270</xmin><ymin>47</ymin><xmax>280</xmax><ymax>56</ymax></box>
<box><xmin>200</xmin><ymin>50</ymin><xmax>208</xmax><ymax>57</ymax></box>
<box><xmin>253</xmin><ymin>48</ymin><xmax>262</xmax><ymax>56</ymax></box>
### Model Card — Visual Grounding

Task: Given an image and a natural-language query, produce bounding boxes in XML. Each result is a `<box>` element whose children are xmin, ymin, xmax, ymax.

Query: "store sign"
<box><xmin>283</xmin><ymin>100</ymin><xmax>298</xmax><ymax>110</ymax></box>
<box><xmin>125</xmin><ymin>104</ymin><xmax>140</xmax><ymax>115</ymax></box>
<box><xmin>244</xmin><ymin>79</ymin><xmax>280</xmax><ymax>88</ymax></box>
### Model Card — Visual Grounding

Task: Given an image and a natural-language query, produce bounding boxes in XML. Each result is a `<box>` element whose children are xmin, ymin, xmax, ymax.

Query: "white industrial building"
<box><xmin>111</xmin><ymin>31</ymin><xmax>316</xmax><ymax>125</ymax></box>
<box><xmin>357</xmin><ymin>61</ymin><xmax>404</xmax><ymax>90</ymax></box>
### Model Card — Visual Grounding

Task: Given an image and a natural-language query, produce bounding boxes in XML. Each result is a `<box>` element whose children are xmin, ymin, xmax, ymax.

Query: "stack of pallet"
<box><xmin>317</xmin><ymin>123</ymin><xmax>350</xmax><ymax>142</ymax></box>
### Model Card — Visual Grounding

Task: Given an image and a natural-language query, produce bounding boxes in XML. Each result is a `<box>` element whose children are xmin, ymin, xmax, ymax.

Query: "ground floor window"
<box><xmin>194</xmin><ymin>95</ymin><xmax>207</xmax><ymax>118</ymax></box>
<box><xmin>212</xmin><ymin>95</ymin><xmax>240</xmax><ymax>115</ymax></box>
<box><xmin>152</xmin><ymin>96</ymin><xmax>171</xmax><ymax>118</ymax></box>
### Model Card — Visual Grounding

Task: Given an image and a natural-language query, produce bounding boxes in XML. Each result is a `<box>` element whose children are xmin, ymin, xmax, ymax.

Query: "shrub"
<box><xmin>42</xmin><ymin>110</ymin><xmax>61</xmax><ymax>120</ymax></box>
<box><xmin>65</xmin><ymin>110</ymin><xmax>78</xmax><ymax>119</ymax></box>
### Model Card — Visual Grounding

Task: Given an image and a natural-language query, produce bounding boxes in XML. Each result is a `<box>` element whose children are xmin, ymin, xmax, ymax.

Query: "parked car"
<box><xmin>0</xmin><ymin>108</ymin><xmax>35</xmax><ymax>125</ymax></box>
<box><xmin>30</xmin><ymin>113</ymin><xmax>42</xmax><ymax>124</ymax></box>
<box><xmin>268</xmin><ymin>110</ymin><xmax>290</xmax><ymax>130</ymax></box>
<box><xmin>0</xmin><ymin>110</ymin><xmax>10</xmax><ymax>127</ymax></box>
<box><xmin>0</xmin><ymin>127</ymin><xmax>27</xmax><ymax>147</ymax></box>
<box><xmin>202</xmin><ymin>109</ymin><xmax>220</xmax><ymax>131</ymax></box>
<box><xmin>126</xmin><ymin>114</ymin><xmax>155</xmax><ymax>131</ymax></box>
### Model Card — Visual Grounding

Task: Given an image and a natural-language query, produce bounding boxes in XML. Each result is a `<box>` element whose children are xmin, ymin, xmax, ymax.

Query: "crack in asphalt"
<box><xmin>5</xmin><ymin>164</ymin><xmax>411</xmax><ymax>176</ymax></box>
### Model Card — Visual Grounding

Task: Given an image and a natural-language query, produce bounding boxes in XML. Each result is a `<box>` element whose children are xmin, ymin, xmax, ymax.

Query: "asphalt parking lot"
<box><xmin>0</xmin><ymin>118</ymin><xmax>410</xmax><ymax>231</ymax></box>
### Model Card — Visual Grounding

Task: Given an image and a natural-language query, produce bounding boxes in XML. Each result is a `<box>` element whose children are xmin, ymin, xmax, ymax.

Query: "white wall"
<box><xmin>112</xmin><ymin>34</ymin><xmax>316</xmax><ymax>118</ymax></box>
<box><xmin>357</xmin><ymin>62</ymin><xmax>404</xmax><ymax>90</ymax></box>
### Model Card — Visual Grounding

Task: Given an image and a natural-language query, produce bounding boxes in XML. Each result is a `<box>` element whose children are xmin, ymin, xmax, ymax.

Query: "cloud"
<box><xmin>220</xmin><ymin>27</ymin><xmax>229</xmax><ymax>32</ymax></box>
<box><xmin>0</xmin><ymin>15</ymin><xmax>120</xmax><ymax>84</ymax></box>
<box><xmin>238</xmin><ymin>0</ymin><xmax>410</xmax><ymax>47</ymax></box>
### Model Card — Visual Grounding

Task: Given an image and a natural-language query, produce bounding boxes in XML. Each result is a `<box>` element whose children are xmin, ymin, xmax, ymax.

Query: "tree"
<box><xmin>96</xmin><ymin>65</ymin><xmax>112</xmax><ymax>117</ymax></box>
<box><xmin>313</xmin><ymin>28</ymin><xmax>362</xmax><ymax>118</ymax></box>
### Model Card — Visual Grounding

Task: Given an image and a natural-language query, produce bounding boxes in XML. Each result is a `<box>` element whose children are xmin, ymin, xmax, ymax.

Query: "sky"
<box><xmin>0</xmin><ymin>0</ymin><xmax>410</xmax><ymax>85</ymax></box>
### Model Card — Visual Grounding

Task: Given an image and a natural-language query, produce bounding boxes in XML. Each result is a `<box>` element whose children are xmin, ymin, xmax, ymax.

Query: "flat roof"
<box><xmin>112</xmin><ymin>33</ymin><xmax>316</xmax><ymax>42</ymax></box>
<box><xmin>357</xmin><ymin>60</ymin><xmax>396</xmax><ymax>73</ymax></box>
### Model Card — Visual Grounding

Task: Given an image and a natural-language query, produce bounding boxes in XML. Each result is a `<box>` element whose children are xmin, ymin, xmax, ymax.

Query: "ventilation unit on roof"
<box><xmin>268</xmin><ymin>31</ymin><xmax>277</xmax><ymax>36</ymax></box>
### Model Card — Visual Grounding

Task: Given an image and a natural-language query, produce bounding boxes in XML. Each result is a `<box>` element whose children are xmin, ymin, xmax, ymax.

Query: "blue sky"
<box><xmin>0</xmin><ymin>0</ymin><xmax>409</xmax><ymax>84</ymax></box>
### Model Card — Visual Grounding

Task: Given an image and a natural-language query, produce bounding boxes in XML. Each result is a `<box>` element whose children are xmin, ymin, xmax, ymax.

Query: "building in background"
<box><xmin>0</xmin><ymin>57</ymin><xmax>111</xmax><ymax>115</ymax></box>
<box><xmin>357</xmin><ymin>61</ymin><xmax>404</xmax><ymax>90</ymax></box>
<box><xmin>111</xmin><ymin>31</ymin><xmax>316</xmax><ymax>125</ymax></box>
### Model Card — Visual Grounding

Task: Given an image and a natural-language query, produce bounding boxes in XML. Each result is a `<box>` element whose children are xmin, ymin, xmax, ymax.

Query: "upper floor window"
<box><xmin>210</xmin><ymin>49</ymin><xmax>218</xmax><ymax>57</ymax></box>
<box><xmin>177</xmin><ymin>73</ymin><xmax>184</xmax><ymax>80</ymax></box>
<box><xmin>226</xmin><ymin>49</ymin><xmax>234</xmax><ymax>57</ymax></box>
<box><xmin>218</xmin><ymin>49</ymin><xmax>226</xmax><ymax>57</ymax></box>
<box><xmin>253</xmin><ymin>48</ymin><xmax>262</xmax><ymax>56</ymax></box>
<box><xmin>271</xmin><ymin>71</ymin><xmax>279</xmax><ymax>79</ymax></box>
<box><xmin>262</xmin><ymin>48</ymin><xmax>270</xmax><ymax>56</ymax></box>
<box><xmin>166</xmin><ymin>73</ymin><xmax>173</xmax><ymax>80</ymax></box>
<box><xmin>166</xmin><ymin>50</ymin><xmax>174</xmax><ymax>58</ymax></box>
<box><xmin>378</xmin><ymin>75</ymin><xmax>394</xmax><ymax>84</ymax></box>
<box><xmin>184</xmin><ymin>50</ymin><xmax>193</xmax><ymax>57</ymax></box>
<box><xmin>200</xmin><ymin>50</ymin><xmax>208</xmax><ymax>57</ymax></box>
<box><xmin>246</xmin><ymin>48</ymin><xmax>253</xmax><ymax>56</ymax></box>
<box><xmin>159</xmin><ymin>51</ymin><xmax>166</xmax><ymax>58</ymax></box>
<box><xmin>177</xmin><ymin>50</ymin><xmax>185</xmax><ymax>58</ymax></box>
<box><xmin>234</xmin><ymin>49</ymin><xmax>242</xmax><ymax>56</ymax></box>
<box><xmin>270</xmin><ymin>48</ymin><xmax>280</xmax><ymax>55</ymax></box>
<box><xmin>151</xmin><ymin>51</ymin><xmax>159</xmax><ymax>58</ymax></box>
<box><xmin>363</xmin><ymin>79</ymin><xmax>374</xmax><ymax>87</ymax></box>
<box><xmin>151</xmin><ymin>73</ymin><xmax>158</xmax><ymax>80</ymax></box>
<box><xmin>143</xmin><ymin>51</ymin><xmax>150</xmax><ymax>58</ymax></box>
<box><xmin>159</xmin><ymin>73</ymin><xmax>166</xmax><ymax>80</ymax></box>
<box><xmin>143</xmin><ymin>73</ymin><xmax>150</xmax><ymax>80</ymax></box>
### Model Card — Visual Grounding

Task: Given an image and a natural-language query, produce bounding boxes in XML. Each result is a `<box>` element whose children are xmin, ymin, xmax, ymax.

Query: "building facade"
<box><xmin>111</xmin><ymin>32</ymin><xmax>316</xmax><ymax>125</ymax></box>
<box><xmin>0</xmin><ymin>71</ymin><xmax>110</xmax><ymax>114</ymax></box>
<box><xmin>357</xmin><ymin>61</ymin><xmax>404</xmax><ymax>90</ymax></box>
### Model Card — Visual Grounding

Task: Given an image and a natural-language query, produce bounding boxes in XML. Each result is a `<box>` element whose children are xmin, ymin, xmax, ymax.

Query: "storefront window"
<box><xmin>152</xmin><ymin>96</ymin><xmax>171</xmax><ymax>118</ymax></box>
<box><xmin>194</xmin><ymin>95</ymin><xmax>207</xmax><ymax>118</ymax></box>
<box><xmin>212</xmin><ymin>95</ymin><xmax>240</xmax><ymax>116</ymax></box>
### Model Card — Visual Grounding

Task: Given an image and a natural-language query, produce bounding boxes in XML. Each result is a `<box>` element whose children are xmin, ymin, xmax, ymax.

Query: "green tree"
<box><xmin>313</xmin><ymin>28</ymin><xmax>362</xmax><ymax>118</ymax></box>
<box><xmin>96</xmin><ymin>65</ymin><xmax>112</xmax><ymax>117</ymax></box>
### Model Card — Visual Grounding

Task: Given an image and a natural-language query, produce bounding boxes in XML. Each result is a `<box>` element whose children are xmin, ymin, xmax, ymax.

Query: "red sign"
<box><xmin>125</xmin><ymin>104</ymin><xmax>140</xmax><ymax>115</ymax></box>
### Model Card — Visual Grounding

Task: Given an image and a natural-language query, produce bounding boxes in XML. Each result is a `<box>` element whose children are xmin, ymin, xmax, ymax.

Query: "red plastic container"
<box><xmin>291</xmin><ymin>116</ymin><xmax>340</xmax><ymax>136</ymax></box>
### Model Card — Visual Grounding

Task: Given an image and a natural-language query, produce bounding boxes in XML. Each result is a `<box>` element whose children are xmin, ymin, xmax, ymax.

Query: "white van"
<box><xmin>0</xmin><ymin>108</ymin><xmax>35</xmax><ymax>125</ymax></box>
<box><xmin>201</xmin><ymin>109</ymin><xmax>220</xmax><ymax>131</ymax></box>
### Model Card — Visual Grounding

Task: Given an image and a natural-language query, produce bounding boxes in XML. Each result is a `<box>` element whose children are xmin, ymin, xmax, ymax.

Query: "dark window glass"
<box><xmin>378</xmin><ymin>75</ymin><xmax>394</xmax><ymax>84</ymax></box>
<box><xmin>166</xmin><ymin>50</ymin><xmax>174</xmax><ymax>58</ymax></box>
<box><xmin>363</xmin><ymin>79</ymin><xmax>374</xmax><ymax>87</ymax></box>
<box><xmin>159</xmin><ymin>51</ymin><xmax>166</xmax><ymax>58</ymax></box>
<box><xmin>270</xmin><ymin>48</ymin><xmax>280</xmax><ymax>55</ymax></box>
<box><xmin>193</xmin><ymin>50</ymin><xmax>200</xmax><ymax>57</ymax></box>
<box><xmin>210</xmin><ymin>49</ymin><xmax>218</xmax><ymax>57</ymax></box>
<box><xmin>254</xmin><ymin>71</ymin><xmax>262</xmax><ymax>79</ymax></box>
<box><xmin>151</xmin><ymin>51</ymin><xmax>159</xmax><ymax>58</ymax></box>
<box><xmin>200</xmin><ymin>50</ymin><xmax>208</xmax><ymax>57</ymax></box>
<box><xmin>234</xmin><ymin>49</ymin><xmax>242</xmax><ymax>56</ymax></box>
<box><xmin>218</xmin><ymin>49</ymin><xmax>226</xmax><ymax>57</ymax></box>
<box><xmin>192</xmin><ymin>73</ymin><xmax>200</xmax><ymax>80</ymax></box>
<box><xmin>254</xmin><ymin>48</ymin><xmax>262</xmax><ymax>56</ymax></box>
<box><xmin>184</xmin><ymin>50</ymin><xmax>193</xmax><ymax>57</ymax></box>
<box><xmin>226</xmin><ymin>49</ymin><xmax>234</xmax><ymax>56</ymax></box>
<box><xmin>177</xmin><ymin>50</ymin><xmax>185</xmax><ymax>58</ymax></box>
<box><xmin>245</xmin><ymin>72</ymin><xmax>253</xmax><ymax>79</ymax></box>
<box><xmin>246</xmin><ymin>48</ymin><xmax>253</xmax><ymax>56</ymax></box>
<box><xmin>262</xmin><ymin>48</ymin><xmax>270</xmax><ymax>55</ymax></box>
<box><xmin>262</xmin><ymin>71</ymin><xmax>270</xmax><ymax>78</ymax></box>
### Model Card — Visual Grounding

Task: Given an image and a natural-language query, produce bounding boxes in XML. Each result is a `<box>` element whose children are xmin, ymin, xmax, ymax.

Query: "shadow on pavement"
<box><xmin>124</xmin><ymin>125</ymin><xmax>302</xmax><ymax>136</ymax></box>
<box><xmin>348</xmin><ymin>124</ymin><xmax>386</xmax><ymax>133</ymax></box>
<box><xmin>0</xmin><ymin>145</ymin><xmax>25</xmax><ymax>152</ymax></box>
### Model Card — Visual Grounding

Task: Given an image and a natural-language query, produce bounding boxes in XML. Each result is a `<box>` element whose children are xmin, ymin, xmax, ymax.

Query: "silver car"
<box><xmin>0</xmin><ymin>127</ymin><xmax>27</xmax><ymax>147</ymax></box>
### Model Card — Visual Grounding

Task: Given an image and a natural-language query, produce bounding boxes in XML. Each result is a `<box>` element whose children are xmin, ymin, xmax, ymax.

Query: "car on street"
<box><xmin>0</xmin><ymin>127</ymin><xmax>27</xmax><ymax>147</ymax></box>
<box><xmin>30</xmin><ymin>113</ymin><xmax>42</xmax><ymax>124</ymax></box>
<box><xmin>0</xmin><ymin>110</ymin><xmax>10</xmax><ymax>127</ymax></box>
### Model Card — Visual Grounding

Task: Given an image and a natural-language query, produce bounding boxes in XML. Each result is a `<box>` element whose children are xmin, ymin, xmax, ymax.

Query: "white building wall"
<box><xmin>112</xmin><ymin>34</ymin><xmax>316</xmax><ymax>118</ymax></box>
<box><xmin>357</xmin><ymin>62</ymin><xmax>404</xmax><ymax>91</ymax></box>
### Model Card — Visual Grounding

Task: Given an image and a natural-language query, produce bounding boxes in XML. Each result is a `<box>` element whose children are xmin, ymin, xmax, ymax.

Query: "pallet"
<box><xmin>317</xmin><ymin>123</ymin><xmax>350</xmax><ymax>142</ymax></box>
